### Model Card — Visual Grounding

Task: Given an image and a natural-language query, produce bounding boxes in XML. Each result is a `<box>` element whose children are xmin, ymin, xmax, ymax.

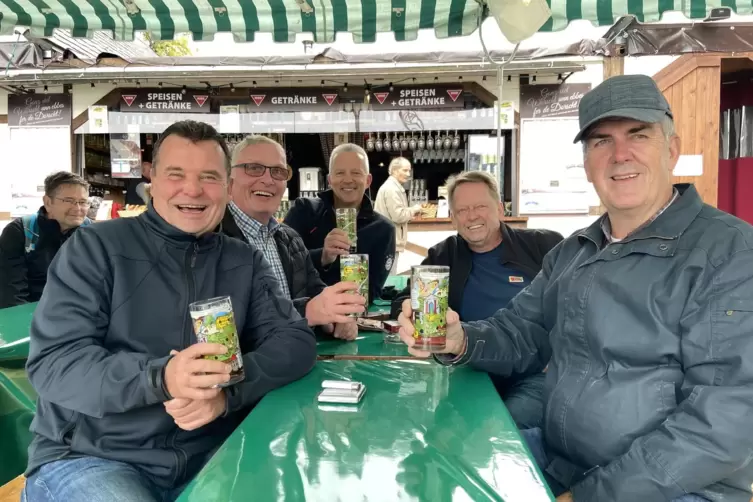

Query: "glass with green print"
<box><xmin>189</xmin><ymin>296</ymin><xmax>245</xmax><ymax>386</ymax></box>
<box><xmin>340</xmin><ymin>254</ymin><xmax>369</xmax><ymax>318</ymax></box>
<box><xmin>411</xmin><ymin>265</ymin><xmax>450</xmax><ymax>352</ymax></box>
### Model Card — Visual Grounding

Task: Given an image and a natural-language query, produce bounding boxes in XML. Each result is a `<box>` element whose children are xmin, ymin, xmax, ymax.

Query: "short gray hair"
<box><xmin>330</xmin><ymin>143</ymin><xmax>369</xmax><ymax>173</ymax></box>
<box><xmin>388</xmin><ymin>157</ymin><xmax>411</xmax><ymax>175</ymax></box>
<box><xmin>446</xmin><ymin>171</ymin><xmax>500</xmax><ymax>209</ymax></box>
<box><xmin>581</xmin><ymin>115</ymin><xmax>676</xmax><ymax>153</ymax></box>
<box><xmin>231</xmin><ymin>135</ymin><xmax>286</xmax><ymax>167</ymax></box>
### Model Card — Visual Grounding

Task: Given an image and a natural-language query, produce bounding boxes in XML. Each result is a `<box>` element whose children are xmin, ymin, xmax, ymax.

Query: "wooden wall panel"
<box><xmin>659</xmin><ymin>65</ymin><xmax>721</xmax><ymax>207</ymax></box>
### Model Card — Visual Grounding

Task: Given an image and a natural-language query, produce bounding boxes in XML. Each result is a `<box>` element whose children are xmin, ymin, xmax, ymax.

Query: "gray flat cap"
<box><xmin>573</xmin><ymin>74</ymin><xmax>673</xmax><ymax>144</ymax></box>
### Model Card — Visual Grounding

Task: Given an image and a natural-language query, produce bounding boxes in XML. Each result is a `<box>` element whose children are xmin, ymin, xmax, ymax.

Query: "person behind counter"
<box><xmin>397</xmin><ymin>170</ymin><xmax>563</xmax><ymax>430</ymax></box>
<box><xmin>284</xmin><ymin>143</ymin><xmax>396</xmax><ymax>304</ymax></box>
<box><xmin>374</xmin><ymin>157</ymin><xmax>422</xmax><ymax>275</ymax></box>
<box><xmin>221</xmin><ymin>135</ymin><xmax>365</xmax><ymax>341</ymax></box>
<box><xmin>0</xmin><ymin>171</ymin><xmax>91</xmax><ymax>309</ymax></box>
<box><xmin>124</xmin><ymin>161</ymin><xmax>152</xmax><ymax>205</ymax></box>
<box><xmin>396</xmin><ymin>75</ymin><xmax>753</xmax><ymax>502</ymax></box>
<box><xmin>23</xmin><ymin>120</ymin><xmax>316</xmax><ymax>502</ymax></box>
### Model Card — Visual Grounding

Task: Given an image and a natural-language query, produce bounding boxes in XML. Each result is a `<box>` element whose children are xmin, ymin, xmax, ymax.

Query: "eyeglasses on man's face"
<box><xmin>232</xmin><ymin>163</ymin><xmax>291</xmax><ymax>182</ymax></box>
<box><xmin>56</xmin><ymin>197</ymin><xmax>91</xmax><ymax>208</ymax></box>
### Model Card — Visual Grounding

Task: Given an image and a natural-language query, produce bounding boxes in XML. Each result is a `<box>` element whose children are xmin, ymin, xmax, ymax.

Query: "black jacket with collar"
<box><xmin>398</xmin><ymin>223</ymin><xmax>563</xmax><ymax>312</ymax></box>
<box><xmin>0</xmin><ymin>207</ymin><xmax>80</xmax><ymax>308</ymax></box>
<box><xmin>25</xmin><ymin>203</ymin><xmax>316</xmax><ymax>488</ymax></box>
<box><xmin>283</xmin><ymin>189</ymin><xmax>396</xmax><ymax>303</ymax></box>
<box><xmin>220</xmin><ymin>209</ymin><xmax>326</xmax><ymax>318</ymax></box>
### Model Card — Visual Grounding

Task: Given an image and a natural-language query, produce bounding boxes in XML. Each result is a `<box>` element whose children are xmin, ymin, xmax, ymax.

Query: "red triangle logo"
<box><xmin>374</xmin><ymin>92</ymin><xmax>389</xmax><ymax>105</ymax></box>
<box><xmin>322</xmin><ymin>93</ymin><xmax>338</xmax><ymax>106</ymax></box>
<box><xmin>251</xmin><ymin>94</ymin><xmax>266</xmax><ymax>106</ymax></box>
<box><xmin>446</xmin><ymin>89</ymin><xmax>462</xmax><ymax>102</ymax></box>
<box><xmin>122</xmin><ymin>95</ymin><xmax>136</xmax><ymax>107</ymax></box>
<box><xmin>193</xmin><ymin>95</ymin><xmax>208</xmax><ymax>107</ymax></box>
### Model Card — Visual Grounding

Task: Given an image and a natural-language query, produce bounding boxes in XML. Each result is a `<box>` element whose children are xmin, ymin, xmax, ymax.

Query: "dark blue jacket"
<box><xmin>284</xmin><ymin>190</ymin><xmax>396</xmax><ymax>303</ymax></box>
<box><xmin>25</xmin><ymin>204</ymin><xmax>316</xmax><ymax>488</ymax></box>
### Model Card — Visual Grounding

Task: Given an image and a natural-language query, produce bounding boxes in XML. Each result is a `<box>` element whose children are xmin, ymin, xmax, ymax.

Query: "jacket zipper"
<box><xmin>172</xmin><ymin>242</ymin><xmax>199</xmax><ymax>484</ymax></box>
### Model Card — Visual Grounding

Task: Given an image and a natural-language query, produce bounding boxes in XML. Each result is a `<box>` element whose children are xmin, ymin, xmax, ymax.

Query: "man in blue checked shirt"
<box><xmin>221</xmin><ymin>135</ymin><xmax>364</xmax><ymax>340</ymax></box>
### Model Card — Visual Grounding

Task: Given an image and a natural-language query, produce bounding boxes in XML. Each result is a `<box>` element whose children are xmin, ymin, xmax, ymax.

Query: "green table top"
<box><xmin>177</xmin><ymin>360</ymin><xmax>554</xmax><ymax>502</ymax></box>
<box><xmin>317</xmin><ymin>331</ymin><xmax>413</xmax><ymax>359</ymax></box>
<box><xmin>0</xmin><ymin>303</ymin><xmax>36</xmax><ymax>361</ymax></box>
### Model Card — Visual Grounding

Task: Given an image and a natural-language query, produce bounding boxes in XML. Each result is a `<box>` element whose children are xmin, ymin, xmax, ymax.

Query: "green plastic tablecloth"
<box><xmin>317</xmin><ymin>331</ymin><xmax>412</xmax><ymax>359</ymax></box>
<box><xmin>177</xmin><ymin>359</ymin><xmax>554</xmax><ymax>502</ymax></box>
<box><xmin>0</xmin><ymin>303</ymin><xmax>38</xmax><ymax>483</ymax></box>
<box><xmin>0</xmin><ymin>302</ymin><xmax>36</xmax><ymax>361</ymax></box>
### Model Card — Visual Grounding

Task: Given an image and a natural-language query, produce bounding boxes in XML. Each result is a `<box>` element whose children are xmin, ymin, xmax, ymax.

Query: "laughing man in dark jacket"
<box><xmin>284</xmin><ymin>143</ymin><xmax>396</xmax><ymax>304</ymax></box>
<box><xmin>222</xmin><ymin>135</ymin><xmax>366</xmax><ymax>341</ymax></box>
<box><xmin>23</xmin><ymin>121</ymin><xmax>317</xmax><ymax>502</ymax></box>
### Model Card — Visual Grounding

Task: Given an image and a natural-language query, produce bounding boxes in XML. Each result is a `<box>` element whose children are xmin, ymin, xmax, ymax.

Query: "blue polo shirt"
<box><xmin>459</xmin><ymin>243</ymin><xmax>532</xmax><ymax>322</ymax></box>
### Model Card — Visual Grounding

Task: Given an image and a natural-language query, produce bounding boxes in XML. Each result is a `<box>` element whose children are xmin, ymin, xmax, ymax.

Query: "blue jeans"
<box><xmin>22</xmin><ymin>457</ymin><xmax>187</xmax><ymax>502</ymax></box>
<box><xmin>494</xmin><ymin>372</ymin><xmax>546</xmax><ymax>430</ymax></box>
<box><xmin>520</xmin><ymin>428</ymin><xmax>710</xmax><ymax>502</ymax></box>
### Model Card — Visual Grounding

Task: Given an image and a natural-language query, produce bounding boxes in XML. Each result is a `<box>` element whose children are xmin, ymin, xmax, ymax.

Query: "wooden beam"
<box><xmin>0</xmin><ymin>115</ymin><xmax>7</xmax><ymax>124</ymax></box>
<box><xmin>603</xmin><ymin>55</ymin><xmax>625</xmax><ymax>81</ymax></box>
<box><xmin>71</xmin><ymin>87</ymin><xmax>123</xmax><ymax>132</ymax></box>
<box><xmin>70</xmin><ymin>88</ymin><xmax>123</xmax><ymax>174</ymax></box>
<box><xmin>462</xmin><ymin>82</ymin><xmax>496</xmax><ymax>107</ymax></box>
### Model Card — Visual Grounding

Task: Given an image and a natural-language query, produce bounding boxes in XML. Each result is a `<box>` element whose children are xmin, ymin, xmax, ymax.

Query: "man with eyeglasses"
<box><xmin>0</xmin><ymin>171</ymin><xmax>91</xmax><ymax>308</ymax></box>
<box><xmin>284</xmin><ymin>143</ymin><xmax>396</xmax><ymax>304</ymax></box>
<box><xmin>221</xmin><ymin>136</ymin><xmax>365</xmax><ymax>341</ymax></box>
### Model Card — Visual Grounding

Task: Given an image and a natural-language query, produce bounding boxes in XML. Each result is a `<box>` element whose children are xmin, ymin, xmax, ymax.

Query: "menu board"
<box><xmin>8</xmin><ymin>93</ymin><xmax>72</xmax><ymax>127</ymax></box>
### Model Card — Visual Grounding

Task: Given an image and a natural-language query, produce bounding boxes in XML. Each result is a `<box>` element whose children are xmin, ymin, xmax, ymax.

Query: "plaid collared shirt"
<box><xmin>228</xmin><ymin>201</ymin><xmax>291</xmax><ymax>299</ymax></box>
<box><xmin>602</xmin><ymin>188</ymin><xmax>680</xmax><ymax>244</ymax></box>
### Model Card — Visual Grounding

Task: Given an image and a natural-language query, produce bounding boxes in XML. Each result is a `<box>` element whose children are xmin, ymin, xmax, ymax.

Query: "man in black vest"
<box><xmin>0</xmin><ymin>171</ymin><xmax>91</xmax><ymax>308</ymax></box>
<box><xmin>221</xmin><ymin>135</ymin><xmax>365</xmax><ymax>340</ymax></box>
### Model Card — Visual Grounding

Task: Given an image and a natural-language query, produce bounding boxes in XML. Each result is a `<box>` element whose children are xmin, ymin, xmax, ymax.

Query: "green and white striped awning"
<box><xmin>0</xmin><ymin>0</ymin><xmax>751</xmax><ymax>44</ymax></box>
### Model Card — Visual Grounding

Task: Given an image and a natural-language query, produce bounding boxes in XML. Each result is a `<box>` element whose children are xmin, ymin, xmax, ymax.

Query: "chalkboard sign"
<box><xmin>8</xmin><ymin>93</ymin><xmax>72</xmax><ymax>127</ymax></box>
<box><xmin>519</xmin><ymin>84</ymin><xmax>591</xmax><ymax>120</ymax></box>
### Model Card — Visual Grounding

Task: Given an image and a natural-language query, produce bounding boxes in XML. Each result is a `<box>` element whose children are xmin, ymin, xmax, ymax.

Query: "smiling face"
<box><xmin>450</xmin><ymin>181</ymin><xmax>504</xmax><ymax>253</ymax></box>
<box><xmin>328</xmin><ymin>150</ymin><xmax>372</xmax><ymax>208</ymax></box>
<box><xmin>43</xmin><ymin>183</ymin><xmax>90</xmax><ymax>231</ymax></box>
<box><xmin>150</xmin><ymin>135</ymin><xmax>230</xmax><ymax>236</ymax></box>
<box><xmin>583</xmin><ymin>118</ymin><xmax>679</xmax><ymax>226</ymax></box>
<box><xmin>230</xmin><ymin>142</ymin><xmax>288</xmax><ymax>223</ymax></box>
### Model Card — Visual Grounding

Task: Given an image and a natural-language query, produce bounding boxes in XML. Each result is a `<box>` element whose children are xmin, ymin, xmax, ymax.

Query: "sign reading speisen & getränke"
<box><xmin>369</xmin><ymin>86</ymin><xmax>464</xmax><ymax>110</ymax></box>
<box><xmin>118</xmin><ymin>89</ymin><xmax>211</xmax><ymax>113</ymax></box>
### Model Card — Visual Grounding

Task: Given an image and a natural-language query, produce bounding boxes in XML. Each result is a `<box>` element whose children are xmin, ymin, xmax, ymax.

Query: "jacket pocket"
<box><xmin>712</xmin><ymin>300</ymin><xmax>753</xmax><ymax>338</ymax></box>
<box><xmin>657</xmin><ymin>381</ymin><xmax>678</xmax><ymax>413</ymax></box>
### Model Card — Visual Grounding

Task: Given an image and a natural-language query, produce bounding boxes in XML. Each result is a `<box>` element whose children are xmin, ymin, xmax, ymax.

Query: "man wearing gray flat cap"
<box><xmin>396</xmin><ymin>74</ymin><xmax>753</xmax><ymax>502</ymax></box>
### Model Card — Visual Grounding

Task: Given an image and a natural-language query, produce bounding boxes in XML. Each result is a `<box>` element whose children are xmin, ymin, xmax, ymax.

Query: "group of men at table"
<box><xmin>3</xmin><ymin>74</ymin><xmax>753</xmax><ymax>502</ymax></box>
